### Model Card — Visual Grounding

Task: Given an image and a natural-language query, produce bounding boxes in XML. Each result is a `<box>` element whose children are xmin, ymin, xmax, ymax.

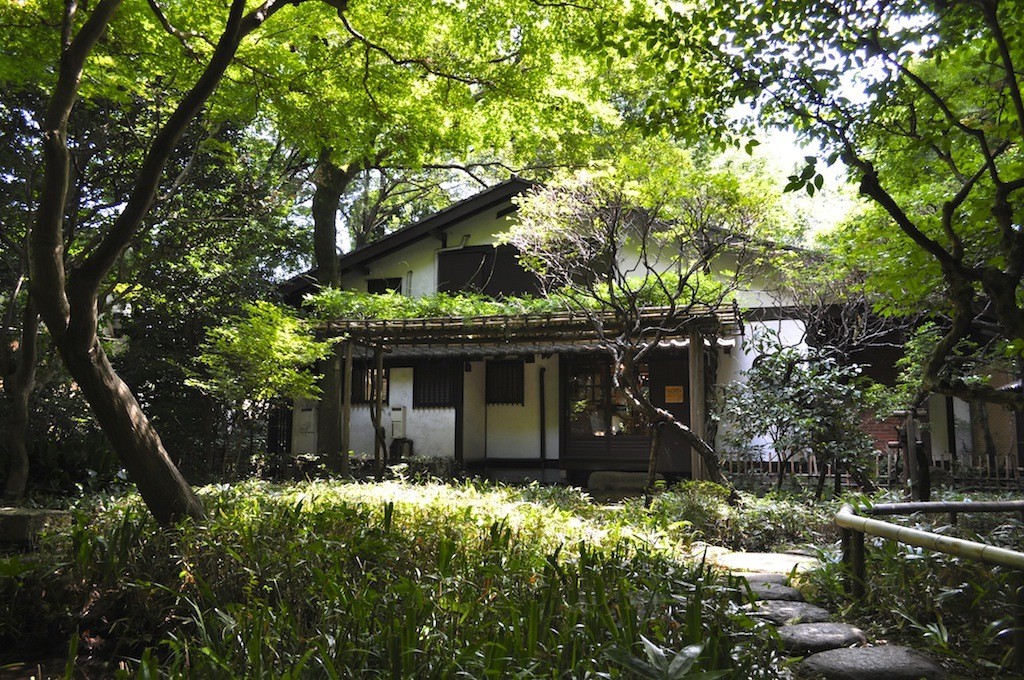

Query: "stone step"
<box><xmin>727</xmin><ymin>561</ymin><xmax>946</xmax><ymax>680</ymax></box>
<box><xmin>740</xmin><ymin>572</ymin><xmax>789</xmax><ymax>585</ymax></box>
<box><xmin>794</xmin><ymin>645</ymin><xmax>948</xmax><ymax>680</ymax></box>
<box><xmin>0</xmin><ymin>508</ymin><xmax>69</xmax><ymax>547</ymax></box>
<box><xmin>713</xmin><ymin>550</ymin><xmax>818</xmax><ymax>574</ymax></box>
<box><xmin>751</xmin><ymin>600</ymin><xmax>832</xmax><ymax>625</ymax></box>
<box><xmin>747</xmin><ymin>581</ymin><xmax>805</xmax><ymax>602</ymax></box>
<box><xmin>776</xmin><ymin>622</ymin><xmax>867</xmax><ymax>655</ymax></box>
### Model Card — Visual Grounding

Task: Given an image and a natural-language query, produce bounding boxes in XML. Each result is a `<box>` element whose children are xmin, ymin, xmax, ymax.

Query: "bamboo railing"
<box><xmin>836</xmin><ymin>501</ymin><xmax>1024</xmax><ymax>672</ymax></box>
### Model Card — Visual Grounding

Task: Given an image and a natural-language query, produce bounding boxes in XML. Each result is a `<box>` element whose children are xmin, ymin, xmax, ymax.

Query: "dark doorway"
<box><xmin>561</xmin><ymin>355</ymin><xmax>691</xmax><ymax>479</ymax></box>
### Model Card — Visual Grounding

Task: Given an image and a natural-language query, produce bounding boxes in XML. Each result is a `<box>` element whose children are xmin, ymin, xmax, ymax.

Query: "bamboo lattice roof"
<box><xmin>321</xmin><ymin>304</ymin><xmax>742</xmax><ymax>358</ymax></box>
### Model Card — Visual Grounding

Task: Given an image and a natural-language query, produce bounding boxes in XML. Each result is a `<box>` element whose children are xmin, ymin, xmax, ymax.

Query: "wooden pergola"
<box><xmin>321</xmin><ymin>304</ymin><xmax>743</xmax><ymax>479</ymax></box>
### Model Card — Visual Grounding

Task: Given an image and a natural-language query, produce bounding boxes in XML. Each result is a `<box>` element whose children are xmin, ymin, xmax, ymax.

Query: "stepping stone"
<box><xmin>739</xmin><ymin>573</ymin><xmax>788</xmax><ymax>585</ymax></box>
<box><xmin>752</xmin><ymin>600</ymin><xmax>831</xmax><ymax>625</ymax></box>
<box><xmin>777</xmin><ymin>622</ymin><xmax>867</xmax><ymax>655</ymax></box>
<box><xmin>0</xmin><ymin>508</ymin><xmax>69</xmax><ymax>546</ymax></box>
<box><xmin>794</xmin><ymin>645</ymin><xmax>947</xmax><ymax>679</ymax></box>
<box><xmin>712</xmin><ymin>551</ymin><xmax>818</xmax><ymax>574</ymax></box>
<box><xmin>747</xmin><ymin>582</ymin><xmax>805</xmax><ymax>602</ymax></box>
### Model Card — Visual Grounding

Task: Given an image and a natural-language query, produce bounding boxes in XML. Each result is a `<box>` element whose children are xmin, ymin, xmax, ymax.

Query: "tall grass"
<box><xmin>1</xmin><ymin>480</ymin><xmax>786</xmax><ymax>678</ymax></box>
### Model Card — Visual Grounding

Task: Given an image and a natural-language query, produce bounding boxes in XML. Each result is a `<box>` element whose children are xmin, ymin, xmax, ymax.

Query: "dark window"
<box><xmin>352</xmin><ymin>364</ymin><xmax>389</xmax><ymax>404</ymax></box>
<box><xmin>267</xmin><ymin>403</ymin><xmax>293</xmax><ymax>455</ymax></box>
<box><xmin>486</xmin><ymin>360</ymin><xmax>525</xmax><ymax>405</ymax></box>
<box><xmin>437</xmin><ymin>245</ymin><xmax>538</xmax><ymax>297</ymax></box>
<box><xmin>367</xmin><ymin>277</ymin><xmax>403</xmax><ymax>294</ymax></box>
<box><xmin>414</xmin><ymin>361</ymin><xmax>455</xmax><ymax>408</ymax></box>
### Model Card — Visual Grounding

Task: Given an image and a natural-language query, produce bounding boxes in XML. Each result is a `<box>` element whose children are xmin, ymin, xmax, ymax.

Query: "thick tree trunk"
<box><xmin>3</xmin><ymin>300</ymin><xmax>38</xmax><ymax>502</ymax></box>
<box><xmin>312</xmin><ymin>153</ymin><xmax>359</xmax><ymax>472</ymax></box>
<box><xmin>26</xmin><ymin>0</ymin><xmax>306</xmax><ymax>526</ymax></box>
<box><xmin>62</xmin><ymin>336</ymin><xmax>205</xmax><ymax>525</ymax></box>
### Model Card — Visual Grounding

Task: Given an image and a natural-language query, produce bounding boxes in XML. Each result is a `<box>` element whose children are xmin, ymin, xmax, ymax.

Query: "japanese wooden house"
<box><xmin>276</xmin><ymin>179</ymin><xmax>1024</xmax><ymax>483</ymax></box>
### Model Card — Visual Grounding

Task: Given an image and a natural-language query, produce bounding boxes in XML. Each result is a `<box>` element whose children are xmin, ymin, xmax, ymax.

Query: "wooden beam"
<box><xmin>373</xmin><ymin>343</ymin><xmax>385</xmax><ymax>479</ymax></box>
<box><xmin>341</xmin><ymin>341</ymin><xmax>353</xmax><ymax>476</ymax></box>
<box><xmin>688</xmin><ymin>330</ymin><xmax>707</xmax><ymax>480</ymax></box>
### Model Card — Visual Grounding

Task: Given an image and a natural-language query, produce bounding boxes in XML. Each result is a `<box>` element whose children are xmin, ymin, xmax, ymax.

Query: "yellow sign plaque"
<box><xmin>664</xmin><ymin>386</ymin><xmax>685</xmax><ymax>404</ymax></box>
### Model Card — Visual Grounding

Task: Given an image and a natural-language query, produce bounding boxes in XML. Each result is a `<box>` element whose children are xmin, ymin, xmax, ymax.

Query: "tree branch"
<box><xmin>980</xmin><ymin>0</ymin><xmax>1024</xmax><ymax>140</ymax></box>
<box><xmin>339</xmin><ymin>12</ymin><xmax>493</xmax><ymax>87</ymax></box>
<box><xmin>146</xmin><ymin>0</ymin><xmax>200</xmax><ymax>58</ymax></box>
<box><xmin>31</xmin><ymin>0</ymin><xmax>123</xmax><ymax>341</ymax></box>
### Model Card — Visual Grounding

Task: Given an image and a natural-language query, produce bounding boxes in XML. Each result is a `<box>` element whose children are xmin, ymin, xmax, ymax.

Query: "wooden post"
<box><xmin>341</xmin><ymin>341</ymin><xmax>353</xmax><ymax>477</ymax></box>
<box><xmin>840</xmin><ymin>527</ymin><xmax>851</xmax><ymax>595</ymax></box>
<box><xmin>840</xmin><ymin>527</ymin><xmax>866</xmax><ymax>600</ymax></box>
<box><xmin>373</xmin><ymin>343</ymin><xmax>385</xmax><ymax>479</ymax></box>
<box><xmin>851</xmin><ymin>530</ymin><xmax>866</xmax><ymax>601</ymax></box>
<box><xmin>1010</xmin><ymin>570</ymin><xmax>1024</xmax><ymax>671</ymax></box>
<box><xmin>688</xmin><ymin>330</ymin><xmax>707</xmax><ymax>480</ymax></box>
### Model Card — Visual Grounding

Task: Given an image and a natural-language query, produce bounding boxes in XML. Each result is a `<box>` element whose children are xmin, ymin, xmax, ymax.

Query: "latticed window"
<box><xmin>486</xmin><ymin>360</ymin><xmax>525</xmax><ymax>405</ymax></box>
<box><xmin>414</xmin><ymin>361</ymin><xmax>455</xmax><ymax>408</ymax></box>
<box><xmin>351</xmin><ymin>364</ymin><xmax>388</xmax><ymax>404</ymax></box>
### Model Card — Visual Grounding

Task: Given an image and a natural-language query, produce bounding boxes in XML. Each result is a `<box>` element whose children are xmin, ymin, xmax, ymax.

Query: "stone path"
<box><xmin>720</xmin><ymin>549</ymin><xmax>948</xmax><ymax>680</ymax></box>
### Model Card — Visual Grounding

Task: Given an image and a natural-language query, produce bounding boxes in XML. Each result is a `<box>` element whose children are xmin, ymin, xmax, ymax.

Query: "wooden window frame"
<box><xmin>486</xmin><ymin>359</ymin><xmax>525</xmax><ymax>405</ymax></box>
<box><xmin>413</xmin><ymin>360</ymin><xmax>455</xmax><ymax>408</ymax></box>
<box><xmin>352</xmin><ymin>364</ymin><xmax>389</xmax><ymax>404</ymax></box>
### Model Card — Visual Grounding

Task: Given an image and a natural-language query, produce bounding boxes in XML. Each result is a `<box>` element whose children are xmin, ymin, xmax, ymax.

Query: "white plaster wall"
<box><xmin>611</xmin><ymin>245</ymin><xmax>796</xmax><ymax>310</ymax></box>
<box><xmin>953</xmin><ymin>397</ymin><xmax>973</xmax><ymax>464</ymax></box>
<box><xmin>484</xmin><ymin>354</ymin><xmax>560</xmax><ymax>460</ymax></box>
<box><xmin>715</xmin><ymin>318</ymin><xmax>807</xmax><ymax>460</ymax></box>
<box><xmin>540</xmin><ymin>355</ymin><xmax>560</xmax><ymax>461</ymax></box>
<box><xmin>291</xmin><ymin>399</ymin><xmax>318</xmax><ymax>454</ymax></box>
<box><xmin>346</xmin><ymin>405</ymin><xmax>388</xmax><ymax>457</ymax></box>
<box><xmin>338</xmin><ymin>202</ymin><xmax>518</xmax><ymax>298</ymax></box>
<box><xmin>717</xmin><ymin>318</ymin><xmax>806</xmax><ymax>384</ymax></box>
<box><xmin>387</xmin><ymin>366</ymin><xmax>456</xmax><ymax>458</ymax></box>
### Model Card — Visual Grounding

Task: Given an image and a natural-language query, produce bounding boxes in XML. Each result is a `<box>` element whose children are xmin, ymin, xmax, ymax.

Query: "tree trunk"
<box><xmin>312</xmin><ymin>153</ymin><xmax>359</xmax><ymax>473</ymax></box>
<box><xmin>814</xmin><ymin>464</ymin><xmax>827</xmax><ymax>501</ymax></box>
<box><xmin>62</xmin><ymin>336</ymin><xmax>205</xmax><ymax>525</ymax></box>
<box><xmin>25</xmin><ymin>0</ymin><xmax>309</xmax><ymax>526</ymax></box>
<box><xmin>775</xmin><ymin>452</ymin><xmax>787</xmax><ymax>489</ymax></box>
<box><xmin>646</xmin><ymin>422</ymin><xmax>662</xmax><ymax>492</ymax></box>
<box><xmin>2</xmin><ymin>299</ymin><xmax>38</xmax><ymax>502</ymax></box>
<box><xmin>341</xmin><ymin>341</ymin><xmax>353</xmax><ymax>477</ymax></box>
<box><xmin>656</xmin><ymin>415</ymin><xmax>736</xmax><ymax>500</ymax></box>
<box><xmin>903</xmin><ymin>412</ymin><xmax>931</xmax><ymax>501</ymax></box>
<box><xmin>977</xmin><ymin>400</ymin><xmax>999</xmax><ymax>475</ymax></box>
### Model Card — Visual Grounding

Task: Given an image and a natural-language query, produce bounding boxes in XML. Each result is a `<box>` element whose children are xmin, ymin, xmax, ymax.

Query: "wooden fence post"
<box><xmin>851</xmin><ymin>530</ymin><xmax>866</xmax><ymax>601</ymax></box>
<box><xmin>1014</xmin><ymin>570</ymin><xmax>1024</xmax><ymax>675</ymax></box>
<box><xmin>841</xmin><ymin>527</ymin><xmax>852</xmax><ymax>595</ymax></box>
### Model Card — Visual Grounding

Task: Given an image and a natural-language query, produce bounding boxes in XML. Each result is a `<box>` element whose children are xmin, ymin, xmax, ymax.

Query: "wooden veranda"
<box><xmin>320</xmin><ymin>304</ymin><xmax>742</xmax><ymax>479</ymax></box>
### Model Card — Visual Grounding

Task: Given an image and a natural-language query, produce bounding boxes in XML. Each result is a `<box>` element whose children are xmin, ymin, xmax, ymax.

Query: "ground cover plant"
<box><xmin>0</xmin><ymin>479</ymin><xmax>794</xmax><ymax>678</ymax></box>
<box><xmin>802</xmin><ymin>489</ymin><xmax>1024</xmax><ymax>676</ymax></box>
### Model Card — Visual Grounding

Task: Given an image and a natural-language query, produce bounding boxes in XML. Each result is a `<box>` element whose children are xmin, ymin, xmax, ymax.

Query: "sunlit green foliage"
<box><xmin>307</xmin><ymin>289</ymin><xmax>566</xmax><ymax>320</ymax></box>
<box><xmin>191</xmin><ymin>301</ymin><xmax>336</xmax><ymax>403</ymax></box>
<box><xmin>0</xmin><ymin>480</ymin><xmax>798</xmax><ymax>678</ymax></box>
<box><xmin>631</xmin><ymin>0</ymin><xmax>1024</xmax><ymax>407</ymax></box>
